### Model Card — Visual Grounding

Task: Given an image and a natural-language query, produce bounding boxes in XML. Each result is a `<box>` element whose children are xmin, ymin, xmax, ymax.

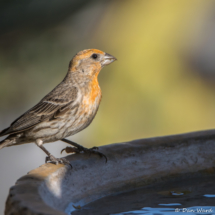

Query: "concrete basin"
<box><xmin>5</xmin><ymin>130</ymin><xmax>215</xmax><ymax>215</ymax></box>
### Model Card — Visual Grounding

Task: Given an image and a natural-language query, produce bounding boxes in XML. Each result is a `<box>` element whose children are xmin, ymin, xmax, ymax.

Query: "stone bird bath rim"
<box><xmin>5</xmin><ymin>129</ymin><xmax>215</xmax><ymax>215</ymax></box>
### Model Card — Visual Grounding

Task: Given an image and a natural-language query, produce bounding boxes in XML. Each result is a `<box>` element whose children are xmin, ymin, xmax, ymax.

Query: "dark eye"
<box><xmin>92</xmin><ymin>54</ymin><xmax>98</xmax><ymax>59</ymax></box>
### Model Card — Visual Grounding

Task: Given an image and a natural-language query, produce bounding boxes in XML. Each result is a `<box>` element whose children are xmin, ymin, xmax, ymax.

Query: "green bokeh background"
<box><xmin>1</xmin><ymin>0</ymin><xmax>215</xmax><ymax>146</ymax></box>
<box><xmin>1</xmin><ymin>0</ymin><xmax>215</xmax><ymax>213</ymax></box>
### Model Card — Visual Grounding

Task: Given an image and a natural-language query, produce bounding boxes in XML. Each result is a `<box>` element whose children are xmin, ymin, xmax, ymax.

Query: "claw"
<box><xmin>61</xmin><ymin>145</ymin><xmax>108</xmax><ymax>163</ymax></box>
<box><xmin>46</xmin><ymin>155</ymin><xmax>72</xmax><ymax>169</ymax></box>
<box><xmin>61</xmin><ymin>146</ymin><xmax>80</xmax><ymax>154</ymax></box>
<box><xmin>60</xmin><ymin>158</ymin><xmax>73</xmax><ymax>169</ymax></box>
<box><xmin>92</xmin><ymin>151</ymin><xmax>107</xmax><ymax>163</ymax></box>
<box><xmin>61</xmin><ymin>148</ymin><xmax>65</xmax><ymax>154</ymax></box>
<box><xmin>86</xmin><ymin>147</ymin><xmax>107</xmax><ymax>162</ymax></box>
<box><xmin>89</xmin><ymin>146</ymin><xmax>99</xmax><ymax>151</ymax></box>
<box><xmin>60</xmin><ymin>139</ymin><xmax>107</xmax><ymax>163</ymax></box>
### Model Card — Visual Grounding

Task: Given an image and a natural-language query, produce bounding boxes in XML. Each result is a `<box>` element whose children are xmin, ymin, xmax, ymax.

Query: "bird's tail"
<box><xmin>0</xmin><ymin>138</ymin><xmax>15</xmax><ymax>150</ymax></box>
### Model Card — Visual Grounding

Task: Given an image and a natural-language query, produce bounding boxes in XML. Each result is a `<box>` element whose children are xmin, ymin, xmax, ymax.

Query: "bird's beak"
<box><xmin>101</xmin><ymin>53</ymin><xmax>117</xmax><ymax>67</ymax></box>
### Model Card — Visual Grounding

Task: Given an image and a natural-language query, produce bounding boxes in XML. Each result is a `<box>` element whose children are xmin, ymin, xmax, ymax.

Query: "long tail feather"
<box><xmin>0</xmin><ymin>138</ymin><xmax>14</xmax><ymax>150</ymax></box>
<box><xmin>0</xmin><ymin>127</ymin><xmax>10</xmax><ymax>137</ymax></box>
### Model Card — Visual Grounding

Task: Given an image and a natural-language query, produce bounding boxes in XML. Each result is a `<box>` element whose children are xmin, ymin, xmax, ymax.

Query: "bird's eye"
<box><xmin>92</xmin><ymin>54</ymin><xmax>98</xmax><ymax>59</ymax></box>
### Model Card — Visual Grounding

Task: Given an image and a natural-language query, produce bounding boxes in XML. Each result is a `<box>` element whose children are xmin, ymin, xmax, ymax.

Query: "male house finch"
<box><xmin>0</xmin><ymin>49</ymin><xmax>116</xmax><ymax>166</ymax></box>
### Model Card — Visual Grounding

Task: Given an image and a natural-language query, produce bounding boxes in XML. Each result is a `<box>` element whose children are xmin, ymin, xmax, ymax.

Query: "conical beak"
<box><xmin>101</xmin><ymin>53</ymin><xmax>117</xmax><ymax>67</ymax></box>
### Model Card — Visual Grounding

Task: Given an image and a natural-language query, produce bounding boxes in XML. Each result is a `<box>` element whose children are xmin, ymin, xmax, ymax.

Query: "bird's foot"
<box><xmin>45</xmin><ymin>154</ymin><xmax>72</xmax><ymax>168</ymax></box>
<box><xmin>61</xmin><ymin>146</ymin><xmax>107</xmax><ymax>163</ymax></box>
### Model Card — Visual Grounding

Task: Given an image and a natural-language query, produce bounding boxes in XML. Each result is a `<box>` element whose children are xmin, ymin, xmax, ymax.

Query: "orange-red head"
<box><xmin>69</xmin><ymin>49</ymin><xmax>116</xmax><ymax>77</ymax></box>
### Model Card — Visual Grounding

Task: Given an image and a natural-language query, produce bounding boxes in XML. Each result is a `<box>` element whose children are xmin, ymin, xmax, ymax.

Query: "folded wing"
<box><xmin>0</xmin><ymin>84</ymin><xmax>78</xmax><ymax>136</ymax></box>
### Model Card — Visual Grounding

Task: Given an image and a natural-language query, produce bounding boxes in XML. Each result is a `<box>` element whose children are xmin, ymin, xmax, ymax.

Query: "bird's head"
<box><xmin>69</xmin><ymin>49</ymin><xmax>117</xmax><ymax>77</ymax></box>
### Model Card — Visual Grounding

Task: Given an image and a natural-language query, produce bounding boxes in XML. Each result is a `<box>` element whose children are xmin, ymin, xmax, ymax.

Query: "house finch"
<box><xmin>0</xmin><ymin>49</ymin><xmax>116</xmax><ymax>167</ymax></box>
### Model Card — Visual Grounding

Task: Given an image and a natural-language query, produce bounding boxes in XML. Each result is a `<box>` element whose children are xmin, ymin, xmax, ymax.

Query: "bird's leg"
<box><xmin>35</xmin><ymin>139</ymin><xmax>72</xmax><ymax>168</ymax></box>
<box><xmin>61</xmin><ymin>138</ymin><xmax>107</xmax><ymax>162</ymax></box>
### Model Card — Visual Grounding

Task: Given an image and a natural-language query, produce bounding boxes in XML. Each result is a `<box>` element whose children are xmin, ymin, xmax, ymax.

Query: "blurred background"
<box><xmin>1</xmin><ymin>0</ymin><xmax>215</xmax><ymax>213</ymax></box>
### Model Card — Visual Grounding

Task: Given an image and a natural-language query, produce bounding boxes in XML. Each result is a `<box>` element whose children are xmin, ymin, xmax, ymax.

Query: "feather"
<box><xmin>0</xmin><ymin>85</ymin><xmax>78</xmax><ymax>137</ymax></box>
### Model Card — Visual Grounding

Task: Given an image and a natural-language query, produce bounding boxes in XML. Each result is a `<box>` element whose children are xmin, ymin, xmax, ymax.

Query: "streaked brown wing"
<box><xmin>0</xmin><ymin>85</ymin><xmax>78</xmax><ymax>136</ymax></box>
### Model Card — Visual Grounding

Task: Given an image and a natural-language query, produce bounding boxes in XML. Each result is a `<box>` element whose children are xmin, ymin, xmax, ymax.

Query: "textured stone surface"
<box><xmin>5</xmin><ymin>129</ymin><xmax>215</xmax><ymax>215</ymax></box>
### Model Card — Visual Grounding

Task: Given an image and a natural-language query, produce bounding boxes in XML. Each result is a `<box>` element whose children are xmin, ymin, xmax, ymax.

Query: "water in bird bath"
<box><xmin>111</xmin><ymin>206</ymin><xmax>215</xmax><ymax>215</ymax></box>
<box><xmin>70</xmin><ymin>174</ymin><xmax>215</xmax><ymax>215</ymax></box>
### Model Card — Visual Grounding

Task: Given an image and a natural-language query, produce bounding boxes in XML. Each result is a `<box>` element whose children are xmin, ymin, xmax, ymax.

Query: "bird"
<box><xmin>0</xmin><ymin>49</ymin><xmax>116</xmax><ymax>167</ymax></box>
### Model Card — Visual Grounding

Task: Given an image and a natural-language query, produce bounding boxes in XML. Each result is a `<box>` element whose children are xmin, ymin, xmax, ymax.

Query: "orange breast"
<box><xmin>82</xmin><ymin>76</ymin><xmax>102</xmax><ymax>109</ymax></box>
<box><xmin>90</xmin><ymin>76</ymin><xmax>101</xmax><ymax>103</ymax></box>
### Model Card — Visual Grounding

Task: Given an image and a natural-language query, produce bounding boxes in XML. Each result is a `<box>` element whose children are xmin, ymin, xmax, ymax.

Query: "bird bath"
<box><xmin>5</xmin><ymin>130</ymin><xmax>215</xmax><ymax>215</ymax></box>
